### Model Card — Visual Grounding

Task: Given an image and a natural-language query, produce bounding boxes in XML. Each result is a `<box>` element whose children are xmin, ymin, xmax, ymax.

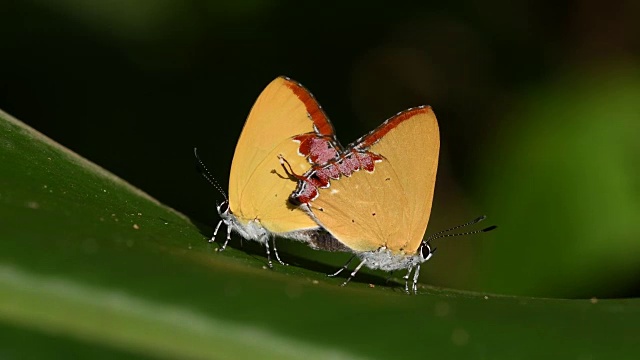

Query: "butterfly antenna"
<box><xmin>426</xmin><ymin>215</ymin><xmax>487</xmax><ymax>241</ymax></box>
<box><xmin>277</xmin><ymin>154</ymin><xmax>304</xmax><ymax>180</ymax></box>
<box><xmin>193</xmin><ymin>147</ymin><xmax>228</xmax><ymax>203</ymax></box>
<box><xmin>426</xmin><ymin>225</ymin><xmax>497</xmax><ymax>243</ymax></box>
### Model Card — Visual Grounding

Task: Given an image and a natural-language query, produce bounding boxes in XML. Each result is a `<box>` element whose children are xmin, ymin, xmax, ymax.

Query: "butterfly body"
<box><xmin>355</xmin><ymin>247</ymin><xmax>426</xmax><ymax>271</ymax></box>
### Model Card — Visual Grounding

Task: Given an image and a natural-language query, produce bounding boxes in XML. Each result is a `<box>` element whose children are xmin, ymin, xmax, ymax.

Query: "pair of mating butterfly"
<box><xmin>195</xmin><ymin>76</ymin><xmax>495</xmax><ymax>294</ymax></box>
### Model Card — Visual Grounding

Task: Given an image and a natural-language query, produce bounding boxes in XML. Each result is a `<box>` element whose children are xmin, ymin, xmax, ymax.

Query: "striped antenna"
<box><xmin>425</xmin><ymin>215</ymin><xmax>488</xmax><ymax>241</ymax></box>
<box><xmin>193</xmin><ymin>147</ymin><xmax>228</xmax><ymax>203</ymax></box>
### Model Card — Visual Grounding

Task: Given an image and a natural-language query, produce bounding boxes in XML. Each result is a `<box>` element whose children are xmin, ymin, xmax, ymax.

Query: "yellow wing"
<box><xmin>229</xmin><ymin>76</ymin><xmax>335</xmax><ymax>234</ymax></box>
<box><xmin>308</xmin><ymin>107</ymin><xmax>439</xmax><ymax>253</ymax></box>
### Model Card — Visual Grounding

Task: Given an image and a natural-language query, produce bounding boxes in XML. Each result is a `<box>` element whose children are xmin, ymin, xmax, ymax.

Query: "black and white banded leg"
<box><xmin>210</xmin><ymin>219</ymin><xmax>232</xmax><ymax>251</ymax></box>
<box><xmin>411</xmin><ymin>265</ymin><xmax>421</xmax><ymax>294</ymax></box>
<box><xmin>328</xmin><ymin>255</ymin><xmax>355</xmax><ymax>277</ymax></box>
<box><xmin>261</xmin><ymin>235</ymin><xmax>274</xmax><ymax>269</ymax></box>
<box><xmin>271</xmin><ymin>237</ymin><xmax>287</xmax><ymax>266</ymax></box>
<box><xmin>403</xmin><ymin>267</ymin><xmax>413</xmax><ymax>294</ymax></box>
<box><xmin>340</xmin><ymin>259</ymin><xmax>367</xmax><ymax>287</ymax></box>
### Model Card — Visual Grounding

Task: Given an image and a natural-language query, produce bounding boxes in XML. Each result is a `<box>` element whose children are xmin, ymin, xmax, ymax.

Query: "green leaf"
<box><xmin>0</xmin><ymin>109</ymin><xmax>638</xmax><ymax>359</ymax></box>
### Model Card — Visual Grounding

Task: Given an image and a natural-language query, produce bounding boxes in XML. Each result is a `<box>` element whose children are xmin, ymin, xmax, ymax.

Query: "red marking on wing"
<box><xmin>336</xmin><ymin>158</ymin><xmax>354</xmax><ymax>177</ymax></box>
<box><xmin>309</xmin><ymin>169</ymin><xmax>330</xmax><ymax>188</ymax></box>
<box><xmin>290</xmin><ymin>150</ymin><xmax>383</xmax><ymax>205</ymax></box>
<box><xmin>284</xmin><ymin>79</ymin><xmax>335</xmax><ymax>136</ymax></box>
<box><xmin>324</xmin><ymin>163</ymin><xmax>341</xmax><ymax>179</ymax></box>
<box><xmin>354</xmin><ymin>151</ymin><xmax>381</xmax><ymax>172</ymax></box>
<box><xmin>355</xmin><ymin>106</ymin><xmax>432</xmax><ymax>149</ymax></box>
<box><xmin>294</xmin><ymin>134</ymin><xmax>339</xmax><ymax>165</ymax></box>
<box><xmin>292</xmin><ymin>178</ymin><xmax>320</xmax><ymax>204</ymax></box>
<box><xmin>314</xmin><ymin>167</ymin><xmax>332</xmax><ymax>185</ymax></box>
<box><xmin>344</xmin><ymin>153</ymin><xmax>361</xmax><ymax>175</ymax></box>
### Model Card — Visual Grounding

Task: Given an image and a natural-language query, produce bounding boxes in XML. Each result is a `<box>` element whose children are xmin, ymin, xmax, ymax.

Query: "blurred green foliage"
<box><xmin>477</xmin><ymin>68</ymin><xmax>640</xmax><ymax>297</ymax></box>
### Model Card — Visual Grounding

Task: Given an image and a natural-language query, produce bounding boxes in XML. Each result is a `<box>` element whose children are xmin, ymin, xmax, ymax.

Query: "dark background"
<box><xmin>2</xmin><ymin>0</ymin><xmax>639</xmax><ymax>298</ymax></box>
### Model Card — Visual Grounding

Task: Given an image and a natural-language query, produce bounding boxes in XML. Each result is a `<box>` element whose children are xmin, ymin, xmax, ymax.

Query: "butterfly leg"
<box><xmin>328</xmin><ymin>255</ymin><xmax>355</xmax><ymax>277</ymax></box>
<box><xmin>341</xmin><ymin>259</ymin><xmax>367</xmax><ymax>287</ymax></box>
<box><xmin>403</xmin><ymin>267</ymin><xmax>413</xmax><ymax>294</ymax></box>
<box><xmin>412</xmin><ymin>264</ymin><xmax>421</xmax><ymax>294</ymax></box>
<box><xmin>272</xmin><ymin>237</ymin><xmax>287</xmax><ymax>266</ymax></box>
<box><xmin>262</xmin><ymin>236</ymin><xmax>274</xmax><ymax>269</ymax></box>
<box><xmin>209</xmin><ymin>219</ymin><xmax>223</xmax><ymax>243</ymax></box>
<box><xmin>219</xmin><ymin>221</ymin><xmax>232</xmax><ymax>251</ymax></box>
<box><xmin>210</xmin><ymin>219</ymin><xmax>231</xmax><ymax>252</ymax></box>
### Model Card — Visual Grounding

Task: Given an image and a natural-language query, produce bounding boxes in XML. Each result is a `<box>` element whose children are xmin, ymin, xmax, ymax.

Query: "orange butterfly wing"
<box><xmin>306</xmin><ymin>107</ymin><xmax>440</xmax><ymax>253</ymax></box>
<box><xmin>229</xmin><ymin>76</ymin><xmax>337</xmax><ymax>234</ymax></box>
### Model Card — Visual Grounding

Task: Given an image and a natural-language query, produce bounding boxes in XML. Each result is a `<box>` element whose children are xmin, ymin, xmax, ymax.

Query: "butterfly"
<box><xmin>281</xmin><ymin>106</ymin><xmax>496</xmax><ymax>292</ymax></box>
<box><xmin>195</xmin><ymin>76</ymin><xmax>344</xmax><ymax>267</ymax></box>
